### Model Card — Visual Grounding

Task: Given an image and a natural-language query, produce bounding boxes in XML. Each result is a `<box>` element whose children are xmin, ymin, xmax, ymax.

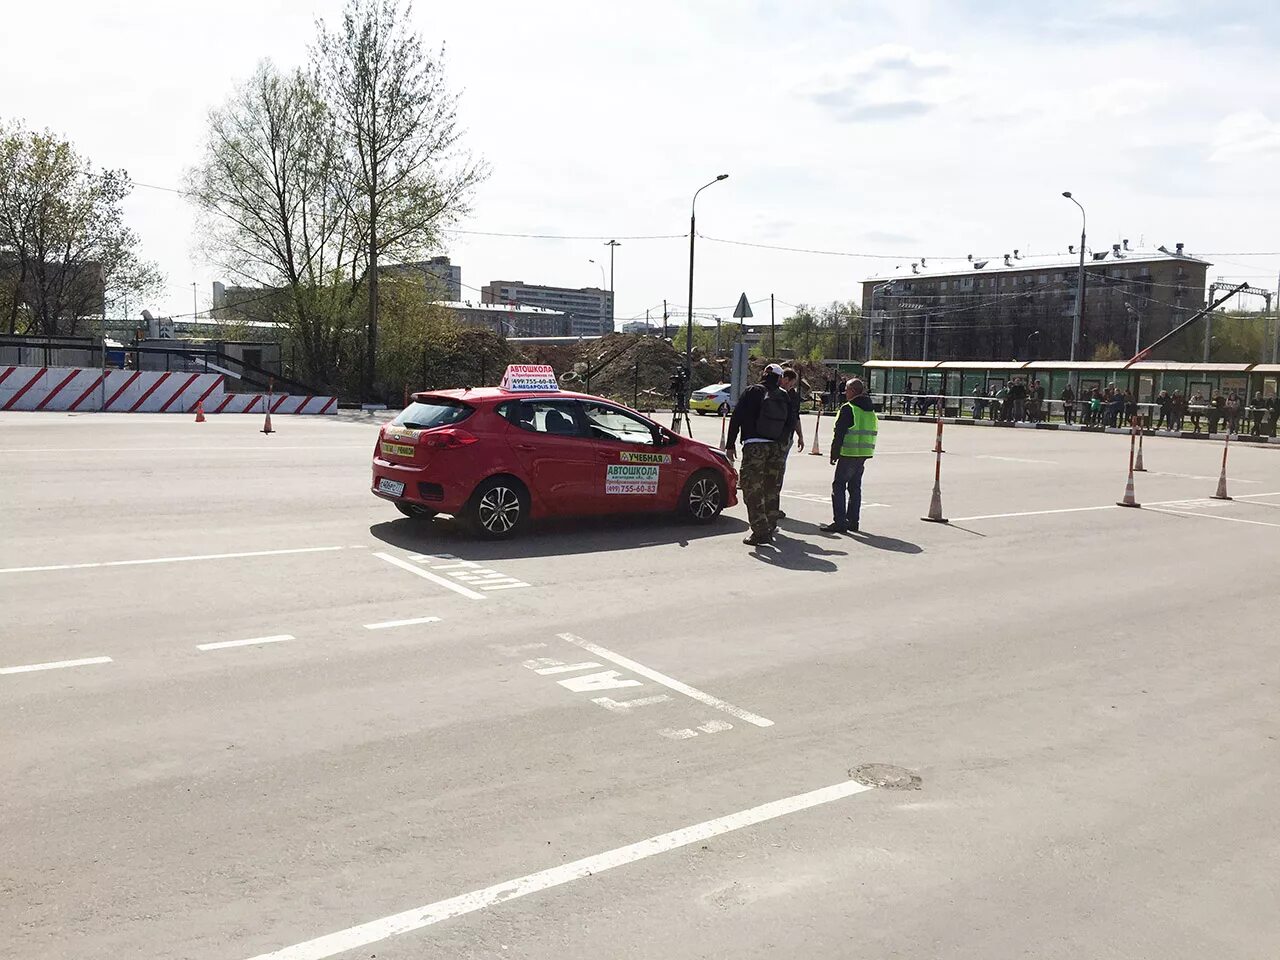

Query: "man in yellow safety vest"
<box><xmin>821</xmin><ymin>378</ymin><xmax>877</xmax><ymax>534</ymax></box>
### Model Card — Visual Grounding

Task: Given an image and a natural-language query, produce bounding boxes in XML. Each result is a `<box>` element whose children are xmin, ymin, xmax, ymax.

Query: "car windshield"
<box><xmin>392</xmin><ymin>398</ymin><xmax>473</xmax><ymax>430</ymax></box>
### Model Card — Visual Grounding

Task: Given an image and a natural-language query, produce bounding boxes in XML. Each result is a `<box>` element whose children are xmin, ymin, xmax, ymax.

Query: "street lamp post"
<box><xmin>604</xmin><ymin>239</ymin><xmax>620</xmax><ymax>332</ymax></box>
<box><xmin>686</xmin><ymin>174</ymin><xmax>729</xmax><ymax>380</ymax></box>
<box><xmin>1062</xmin><ymin>192</ymin><xmax>1086</xmax><ymax>365</ymax></box>
<box><xmin>588</xmin><ymin>259</ymin><xmax>605</xmax><ymax>289</ymax></box>
<box><xmin>1026</xmin><ymin>329</ymin><xmax>1041</xmax><ymax>360</ymax></box>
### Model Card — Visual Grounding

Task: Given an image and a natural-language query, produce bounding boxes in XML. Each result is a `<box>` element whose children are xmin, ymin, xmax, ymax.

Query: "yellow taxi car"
<box><xmin>689</xmin><ymin>382</ymin><xmax>733</xmax><ymax>416</ymax></box>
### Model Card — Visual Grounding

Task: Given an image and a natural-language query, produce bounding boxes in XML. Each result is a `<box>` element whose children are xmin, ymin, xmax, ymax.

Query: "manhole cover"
<box><xmin>850</xmin><ymin>763</ymin><xmax>921</xmax><ymax>790</ymax></box>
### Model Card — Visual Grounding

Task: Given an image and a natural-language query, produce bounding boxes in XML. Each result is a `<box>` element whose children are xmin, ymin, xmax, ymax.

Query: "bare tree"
<box><xmin>188</xmin><ymin>64</ymin><xmax>364</xmax><ymax>390</ymax></box>
<box><xmin>314</xmin><ymin>0</ymin><xmax>487</xmax><ymax>399</ymax></box>
<box><xmin>0</xmin><ymin>122</ymin><xmax>160</xmax><ymax>336</ymax></box>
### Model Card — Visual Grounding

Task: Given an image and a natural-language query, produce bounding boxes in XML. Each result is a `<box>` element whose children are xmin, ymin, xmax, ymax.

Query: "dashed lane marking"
<box><xmin>363</xmin><ymin>616</ymin><xmax>443</xmax><ymax>631</ymax></box>
<box><xmin>373</xmin><ymin>552</ymin><xmax>486</xmax><ymax>600</ymax></box>
<box><xmin>558</xmin><ymin>632</ymin><xmax>773</xmax><ymax>727</ymax></box>
<box><xmin>197</xmin><ymin>635</ymin><xmax>295</xmax><ymax>651</ymax></box>
<box><xmin>239</xmin><ymin>778</ymin><xmax>873</xmax><ymax>960</ymax></box>
<box><xmin>1</xmin><ymin>656</ymin><xmax>113</xmax><ymax>675</ymax></box>
<box><xmin>0</xmin><ymin>545</ymin><xmax>347</xmax><ymax>575</ymax></box>
<box><xmin>975</xmin><ymin>455</ymin><xmax>1058</xmax><ymax>464</ymax></box>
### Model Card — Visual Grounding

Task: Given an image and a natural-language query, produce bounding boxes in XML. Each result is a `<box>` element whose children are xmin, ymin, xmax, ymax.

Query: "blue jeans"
<box><xmin>832</xmin><ymin>456</ymin><xmax>867</xmax><ymax>529</ymax></box>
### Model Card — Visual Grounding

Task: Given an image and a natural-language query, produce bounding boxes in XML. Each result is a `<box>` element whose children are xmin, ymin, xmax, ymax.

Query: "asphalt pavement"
<box><xmin>2</xmin><ymin>409</ymin><xmax>1278</xmax><ymax>959</ymax></box>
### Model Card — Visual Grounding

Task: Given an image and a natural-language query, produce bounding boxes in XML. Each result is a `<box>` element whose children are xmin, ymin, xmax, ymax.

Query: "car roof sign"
<box><xmin>500</xmin><ymin>364</ymin><xmax>559</xmax><ymax>392</ymax></box>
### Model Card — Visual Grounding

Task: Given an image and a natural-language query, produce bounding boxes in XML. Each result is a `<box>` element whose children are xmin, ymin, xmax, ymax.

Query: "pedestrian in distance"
<box><xmin>821</xmin><ymin>378</ymin><xmax>877</xmax><ymax>534</ymax></box>
<box><xmin>774</xmin><ymin>367</ymin><xmax>807</xmax><ymax>520</ymax></box>
<box><xmin>725</xmin><ymin>362</ymin><xmax>796</xmax><ymax>547</ymax></box>
<box><xmin>1061</xmin><ymin>384</ymin><xmax>1076</xmax><ymax>425</ymax></box>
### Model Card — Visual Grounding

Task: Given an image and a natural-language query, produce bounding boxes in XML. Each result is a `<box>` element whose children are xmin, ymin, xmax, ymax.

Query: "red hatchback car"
<box><xmin>371</xmin><ymin>386</ymin><xmax>738</xmax><ymax>537</ymax></box>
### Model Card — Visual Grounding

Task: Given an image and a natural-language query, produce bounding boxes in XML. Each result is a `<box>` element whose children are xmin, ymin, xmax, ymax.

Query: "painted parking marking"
<box><xmin>781</xmin><ymin>492</ymin><xmax>887</xmax><ymax>508</ymax></box>
<box><xmin>510</xmin><ymin>644</ymin><xmax>762</xmax><ymax>742</ymax></box>
<box><xmin>1</xmin><ymin>655</ymin><xmax>113</xmax><ymax>676</ymax></box>
<box><xmin>523</xmin><ymin>658</ymin><xmax>602</xmax><ymax>675</ymax></box>
<box><xmin>240</xmin><ymin>778</ymin><xmax>872</xmax><ymax>960</ymax></box>
<box><xmin>952</xmin><ymin>492</ymin><xmax>1280</xmax><ymax>523</ymax></box>
<box><xmin>0</xmin><ymin>545</ymin><xmax>347</xmax><ymax>576</ymax></box>
<box><xmin>559</xmin><ymin>632</ymin><xmax>774</xmax><ymax>728</ymax></box>
<box><xmin>363</xmin><ymin>616</ymin><xmax>443</xmax><ymax>631</ymax></box>
<box><xmin>408</xmin><ymin>553</ymin><xmax>530</xmax><ymax>592</ymax></box>
<box><xmin>1145</xmin><ymin>507</ymin><xmax>1280</xmax><ymax>529</ymax></box>
<box><xmin>197</xmin><ymin>634</ymin><xmax>295</xmax><ymax>651</ymax></box>
<box><xmin>373</xmin><ymin>552</ymin><xmax>486</xmax><ymax>600</ymax></box>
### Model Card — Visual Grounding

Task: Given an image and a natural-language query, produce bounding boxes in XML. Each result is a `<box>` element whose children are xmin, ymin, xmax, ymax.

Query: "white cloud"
<box><xmin>1209</xmin><ymin>111</ymin><xmax>1280</xmax><ymax>163</ymax></box>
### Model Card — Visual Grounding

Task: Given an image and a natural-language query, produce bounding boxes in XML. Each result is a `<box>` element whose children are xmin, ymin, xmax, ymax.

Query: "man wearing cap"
<box><xmin>822</xmin><ymin>377</ymin><xmax>877</xmax><ymax>534</ymax></box>
<box><xmin>726</xmin><ymin>363</ymin><xmax>796</xmax><ymax>546</ymax></box>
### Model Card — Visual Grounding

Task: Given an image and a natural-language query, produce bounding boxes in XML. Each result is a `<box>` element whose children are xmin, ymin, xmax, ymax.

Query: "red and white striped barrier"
<box><xmin>0</xmin><ymin>365</ymin><xmax>336</xmax><ymax>414</ymax></box>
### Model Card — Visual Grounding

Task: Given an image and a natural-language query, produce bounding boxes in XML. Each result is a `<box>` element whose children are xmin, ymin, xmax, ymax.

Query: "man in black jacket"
<box><xmin>726</xmin><ymin>363</ymin><xmax>796</xmax><ymax>546</ymax></box>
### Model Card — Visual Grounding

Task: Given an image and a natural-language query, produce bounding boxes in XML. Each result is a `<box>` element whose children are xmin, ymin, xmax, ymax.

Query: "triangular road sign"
<box><xmin>732</xmin><ymin>292</ymin><xmax>753</xmax><ymax>319</ymax></box>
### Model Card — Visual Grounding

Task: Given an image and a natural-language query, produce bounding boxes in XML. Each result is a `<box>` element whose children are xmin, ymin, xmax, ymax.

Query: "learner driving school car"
<box><xmin>371</xmin><ymin>364</ymin><xmax>738</xmax><ymax>538</ymax></box>
<box><xmin>689</xmin><ymin>382</ymin><xmax>733</xmax><ymax>416</ymax></box>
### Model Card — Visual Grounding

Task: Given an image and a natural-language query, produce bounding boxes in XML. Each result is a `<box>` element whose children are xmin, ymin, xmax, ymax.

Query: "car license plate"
<box><xmin>377</xmin><ymin>478</ymin><xmax>405</xmax><ymax>497</ymax></box>
<box><xmin>381</xmin><ymin>441</ymin><xmax>415</xmax><ymax>457</ymax></box>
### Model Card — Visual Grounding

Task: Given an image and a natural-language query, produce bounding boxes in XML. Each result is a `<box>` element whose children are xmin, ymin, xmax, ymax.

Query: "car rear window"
<box><xmin>392</xmin><ymin>398</ymin><xmax>474</xmax><ymax>430</ymax></box>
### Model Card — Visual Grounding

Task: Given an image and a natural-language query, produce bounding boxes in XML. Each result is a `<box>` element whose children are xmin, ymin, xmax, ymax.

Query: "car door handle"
<box><xmin>516</xmin><ymin>443</ymin><xmax>536</xmax><ymax>451</ymax></box>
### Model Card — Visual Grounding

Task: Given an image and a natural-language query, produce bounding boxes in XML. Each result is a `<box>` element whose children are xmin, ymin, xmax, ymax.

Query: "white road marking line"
<box><xmin>1145</xmin><ymin>507</ymin><xmax>1280</xmax><ymax>529</ymax></box>
<box><xmin>975</xmin><ymin>455</ymin><xmax>1058</xmax><ymax>464</ymax></box>
<box><xmin>591</xmin><ymin>694</ymin><xmax>673</xmax><ymax>713</ymax></box>
<box><xmin>1</xmin><ymin>656</ymin><xmax>113</xmax><ymax>675</ymax></box>
<box><xmin>1147</xmin><ymin>470</ymin><xmax>1261</xmax><ymax>483</ymax></box>
<box><xmin>557</xmin><ymin>669</ymin><xmax>644</xmax><ymax>692</ymax></box>
<box><xmin>698</xmin><ymin>719</ymin><xmax>734</xmax><ymax>733</ymax></box>
<box><xmin>479</xmin><ymin>582</ymin><xmax>530</xmax><ymax>591</ymax></box>
<box><xmin>951</xmin><ymin>493</ymin><xmax>1280</xmax><ymax>523</ymax></box>
<box><xmin>558</xmin><ymin>633</ymin><xmax>773</xmax><ymax>728</ymax></box>
<box><xmin>949</xmin><ymin>504</ymin><xmax>1119</xmax><ymax>522</ymax></box>
<box><xmin>197</xmin><ymin>635</ymin><xmax>294</xmax><ymax>651</ymax></box>
<box><xmin>0</xmin><ymin>545</ymin><xmax>346</xmax><ymax>575</ymax></box>
<box><xmin>372</xmin><ymin>552</ymin><xmax>486</xmax><ymax>601</ymax></box>
<box><xmin>780</xmin><ymin>492</ymin><xmax>887</xmax><ymax>508</ymax></box>
<box><xmin>363</xmin><ymin>616</ymin><xmax>443</xmax><ymax>631</ymax></box>
<box><xmin>240</xmin><ymin>778</ymin><xmax>872</xmax><ymax>960</ymax></box>
<box><xmin>657</xmin><ymin>727</ymin><xmax>698</xmax><ymax>740</ymax></box>
<box><xmin>523</xmin><ymin>659</ymin><xmax>602</xmax><ymax>675</ymax></box>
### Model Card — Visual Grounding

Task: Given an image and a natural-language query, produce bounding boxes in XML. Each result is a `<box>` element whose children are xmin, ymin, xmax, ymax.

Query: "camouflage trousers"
<box><xmin>739</xmin><ymin>441</ymin><xmax>785</xmax><ymax>537</ymax></box>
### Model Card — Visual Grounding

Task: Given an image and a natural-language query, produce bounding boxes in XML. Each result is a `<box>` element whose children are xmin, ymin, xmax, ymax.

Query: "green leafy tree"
<box><xmin>0</xmin><ymin>122</ymin><xmax>161</xmax><ymax>335</ymax></box>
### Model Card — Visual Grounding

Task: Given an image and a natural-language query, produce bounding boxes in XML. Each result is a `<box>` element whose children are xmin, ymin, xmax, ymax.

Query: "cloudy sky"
<box><xmin>4</xmin><ymin>0</ymin><xmax>1278</xmax><ymax>327</ymax></box>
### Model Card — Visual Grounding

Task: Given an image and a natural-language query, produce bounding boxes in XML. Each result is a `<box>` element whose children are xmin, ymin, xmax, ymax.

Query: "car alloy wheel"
<box><xmin>688</xmin><ymin>475</ymin><xmax>722</xmax><ymax>520</ymax></box>
<box><xmin>477</xmin><ymin>485</ymin><xmax>522</xmax><ymax>534</ymax></box>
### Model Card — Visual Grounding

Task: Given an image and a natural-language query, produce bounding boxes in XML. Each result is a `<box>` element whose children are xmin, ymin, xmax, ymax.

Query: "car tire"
<box><xmin>718</xmin><ymin>402</ymin><xmax>730</xmax><ymax>416</ymax></box>
<box><xmin>680</xmin><ymin>470</ymin><xmax>726</xmax><ymax>524</ymax></box>
<box><xmin>395</xmin><ymin>502</ymin><xmax>437</xmax><ymax>520</ymax></box>
<box><xmin>467</xmin><ymin>476</ymin><xmax>530</xmax><ymax>538</ymax></box>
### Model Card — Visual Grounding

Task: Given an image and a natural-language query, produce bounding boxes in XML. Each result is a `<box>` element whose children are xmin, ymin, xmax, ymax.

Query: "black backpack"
<box><xmin>755</xmin><ymin>387</ymin><xmax>790</xmax><ymax>441</ymax></box>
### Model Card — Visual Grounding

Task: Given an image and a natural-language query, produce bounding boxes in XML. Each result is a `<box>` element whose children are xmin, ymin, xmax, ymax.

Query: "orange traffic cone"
<box><xmin>809</xmin><ymin>408</ymin><xmax>823</xmax><ymax>456</ymax></box>
<box><xmin>718</xmin><ymin>409</ymin><xmax>727</xmax><ymax>450</ymax></box>
<box><xmin>1116</xmin><ymin>418</ymin><xmax>1141</xmax><ymax>507</ymax></box>
<box><xmin>921</xmin><ymin>420</ymin><xmax>949</xmax><ymax>523</ymax></box>
<box><xmin>194</xmin><ymin>401</ymin><xmax>206</xmax><ymax>423</ymax></box>
<box><xmin>1134</xmin><ymin>416</ymin><xmax>1146</xmax><ymax>471</ymax></box>
<box><xmin>932</xmin><ymin>410</ymin><xmax>945</xmax><ymax>454</ymax></box>
<box><xmin>261</xmin><ymin>396</ymin><xmax>274</xmax><ymax>435</ymax></box>
<box><xmin>1211</xmin><ymin>432</ymin><xmax>1232</xmax><ymax>500</ymax></box>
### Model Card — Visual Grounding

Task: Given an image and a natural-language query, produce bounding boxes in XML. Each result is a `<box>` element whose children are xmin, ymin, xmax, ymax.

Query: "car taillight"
<box><xmin>421</xmin><ymin>427</ymin><xmax>478</xmax><ymax>449</ymax></box>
